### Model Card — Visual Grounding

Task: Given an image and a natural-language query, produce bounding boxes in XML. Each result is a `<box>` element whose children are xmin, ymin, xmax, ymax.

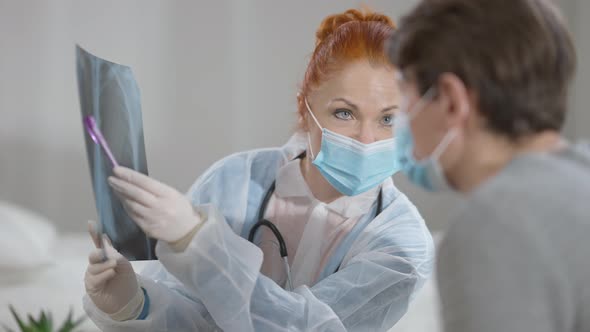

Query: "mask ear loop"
<box><xmin>307</xmin><ymin>132</ymin><xmax>316</xmax><ymax>160</ymax></box>
<box><xmin>403</xmin><ymin>85</ymin><xmax>454</xmax><ymax>163</ymax></box>
<box><xmin>416</xmin><ymin>86</ymin><xmax>461</xmax><ymax>161</ymax></box>
<box><xmin>431</xmin><ymin>128</ymin><xmax>458</xmax><ymax>161</ymax></box>
<box><xmin>304</xmin><ymin>97</ymin><xmax>323</xmax><ymax>160</ymax></box>
<box><xmin>304</xmin><ymin>98</ymin><xmax>323</xmax><ymax>129</ymax></box>
<box><xmin>406</xmin><ymin>87</ymin><xmax>438</xmax><ymax>121</ymax></box>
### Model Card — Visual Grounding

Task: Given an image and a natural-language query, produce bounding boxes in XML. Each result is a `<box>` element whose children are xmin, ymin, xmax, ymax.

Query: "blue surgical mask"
<box><xmin>393</xmin><ymin>88</ymin><xmax>457</xmax><ymax>192</ymax></box>
<box><xmin>305</xmin><ymin>98</ymin><xmax>400</xmax><ymax>196</ymax></box>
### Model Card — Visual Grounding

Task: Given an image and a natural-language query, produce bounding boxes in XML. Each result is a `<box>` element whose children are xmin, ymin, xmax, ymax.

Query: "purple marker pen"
<box><xmin>84</xmin><ymin>115</ymin><xmax>119</xmax><ymax>168</ymax></box>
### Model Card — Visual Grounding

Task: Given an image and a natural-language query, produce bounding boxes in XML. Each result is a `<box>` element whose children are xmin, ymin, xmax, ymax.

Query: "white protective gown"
<box><xmin>83</xmin><ymin>133</ymin><xmax>435</xmax><ymax>331</ymax></box>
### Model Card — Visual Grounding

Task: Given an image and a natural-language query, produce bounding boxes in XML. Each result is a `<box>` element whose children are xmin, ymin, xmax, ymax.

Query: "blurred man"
<box><xmin>387</xmin><ymin>0</ymin><xmax>590</xmax><ymax>331</ymax></box>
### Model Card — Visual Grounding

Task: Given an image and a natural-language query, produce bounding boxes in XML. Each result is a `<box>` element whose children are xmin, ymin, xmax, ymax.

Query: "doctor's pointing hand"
<box><xmin>108</xmin><ymin>166</ymin><xmax>203</xmax><ymax>244</ymax></box>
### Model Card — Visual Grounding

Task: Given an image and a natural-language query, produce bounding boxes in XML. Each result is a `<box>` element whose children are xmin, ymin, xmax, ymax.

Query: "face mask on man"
<box><xmin>393</xmin><ymin>87</ymin><xmax>458</xmax><ymax>192</ymax></box>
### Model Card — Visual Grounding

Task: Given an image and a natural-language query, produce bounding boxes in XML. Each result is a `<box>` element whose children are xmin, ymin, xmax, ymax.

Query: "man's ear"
<box><xmin>437</xmin><ymin>72</ymin><xmax>471</xmax><ymax>129</ymax></box>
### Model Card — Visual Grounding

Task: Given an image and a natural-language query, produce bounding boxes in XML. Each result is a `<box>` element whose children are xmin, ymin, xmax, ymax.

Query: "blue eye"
<box><xmin>334</xmin><ymin>109</ymin><xmax>353</xmax><ymax>120</ymax></box>
<box><xmin>381</xmin><ymin>114</ymin><xmax>393</xmax><ymax>126</ymax></box>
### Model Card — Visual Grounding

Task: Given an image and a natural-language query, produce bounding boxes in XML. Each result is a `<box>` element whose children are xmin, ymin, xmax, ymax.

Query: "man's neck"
<box><xmin>449</xmin><ymin>131</ymin><xmax>564</xmax><ymax>193</ymax></box>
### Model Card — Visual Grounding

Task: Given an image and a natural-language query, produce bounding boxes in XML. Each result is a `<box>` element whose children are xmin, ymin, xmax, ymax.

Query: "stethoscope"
<box><xmin>248</xmin><ymin>152</ymin><xmax>384</xmax><ymax>291</ymax></box>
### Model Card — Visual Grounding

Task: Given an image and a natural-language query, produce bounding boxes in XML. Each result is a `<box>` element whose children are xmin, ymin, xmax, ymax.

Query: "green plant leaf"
<box><xmin>57</xmin><ymin>308</ymin><xmax>86</xmax><ymax>332</ymax></box>
<box><xmin>73</xmin><ymin>316</ymin><xmax>85</xmax><ymax>328</ymax></box>
<box><xmin>65</xmin><ymin>310</ymin><xmax>73</xmax><ymax>325</ymax></box>
<box><xmin>8</xmin><ymin>306</ymin><xmax>31</xmax><ymax>332</ymax></box>
<box><xmin>38</xmin><ymin>312</ymin><xmax>46</xmax><ymax>330</ymax></box>
<box><xmin>36</xmin><ymin>310</ymin><xmax>53</xmax><ymax>332</ymax></box>
<box><xmin>69</xmin><ymin>314</ymin><xmax>86</xmax><ymax>331</ymax></box>
<box><xmin>26</xmin><ymin>313</ymin><xmax>36</xmax><ymax>327</ymax></box>
<box><xmin>8</xmin><ymin>306</ymin><xmax>86</xmax><ymax>332</ymax></box>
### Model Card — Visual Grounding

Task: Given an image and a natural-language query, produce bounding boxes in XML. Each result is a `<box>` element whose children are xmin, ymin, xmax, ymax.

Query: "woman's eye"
<box><xmin>381</xmin><ymin>115</ymin><xmax>393</xmax><ymax>126</ymax></box>
<box><xmin>334</xmin><ymin>109</ymin><xmax>353</xmax><ymax>120</ymax></box>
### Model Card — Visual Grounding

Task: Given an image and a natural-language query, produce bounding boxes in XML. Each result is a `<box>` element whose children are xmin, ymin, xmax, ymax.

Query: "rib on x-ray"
<box><xmin>77</xmin><ymin>45</ymin><xmax>156</xmax><ymax>260</ymax></box>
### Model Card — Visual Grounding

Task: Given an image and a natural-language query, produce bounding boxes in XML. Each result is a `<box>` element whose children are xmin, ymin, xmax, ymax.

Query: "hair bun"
<box><xmin>316</xmin><ymin>9</ymin><xmax>395</xmax><ymax>45</ymax></box>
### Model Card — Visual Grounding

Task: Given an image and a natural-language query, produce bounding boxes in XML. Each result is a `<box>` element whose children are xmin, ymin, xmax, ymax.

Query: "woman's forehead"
<box><xmin>311</xmin><ymin>61</ymin><xmax>400</xmax><ymax>107</ymax></box>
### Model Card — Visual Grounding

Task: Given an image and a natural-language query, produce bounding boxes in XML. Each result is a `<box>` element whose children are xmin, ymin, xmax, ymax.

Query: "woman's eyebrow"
<box><xmin>329</xmin><ymin>97</ymin><xmax>358</xmax><ymax>110</ymax></box>
<box><xmin>382</xmin><ymin>105</ymin><xmax>399</xmax><ymax>113</ymax></box>
<box><xmin>328</xmin><ymin>98</ymin><xmax>398</xmax><ymax>113</ymax></box>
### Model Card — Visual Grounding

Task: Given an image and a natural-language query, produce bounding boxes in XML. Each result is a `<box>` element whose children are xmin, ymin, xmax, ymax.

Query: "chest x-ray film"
<box><xmin>77</xmin><ymin>45</ymin><xmax>156</xmax><ymax>260</ymax></box>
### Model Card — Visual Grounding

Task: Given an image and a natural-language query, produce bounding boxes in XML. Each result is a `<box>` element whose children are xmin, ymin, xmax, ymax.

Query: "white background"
<box><xmin>0</xmin><ymin>0</ymin><xmax>587</xmax><ymax>232</ymax></box>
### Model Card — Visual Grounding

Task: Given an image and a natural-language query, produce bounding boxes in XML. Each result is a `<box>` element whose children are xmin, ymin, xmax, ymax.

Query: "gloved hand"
<box><xmin>84</xmin><ymin>220</ymin><xmax>142</xmax><ymax>318</ymax></box>
<box><xmin>108</xmin><ymin>166</ymin><xmax>202</xmax><ymax>243</ymax></box>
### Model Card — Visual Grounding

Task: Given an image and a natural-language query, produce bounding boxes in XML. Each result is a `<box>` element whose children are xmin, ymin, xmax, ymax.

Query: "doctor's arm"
<box><xmin>82</xmin><ymin>228</ymin><xmax>219</xmax><ymax>331</ymax></box>
<box><xmin>106</xmin><ymin>165</ymin><xmax>433</xmax><ymax>331</ymax></box>
<box><xmin>83</xmin><ymin>272</ymin><xmax>219</xmax><ymax>331</ymax></box>
<box><xmin>156</xmin><ymin>202</ymin><xmax>434</xmax><ymax>332</ymax></box>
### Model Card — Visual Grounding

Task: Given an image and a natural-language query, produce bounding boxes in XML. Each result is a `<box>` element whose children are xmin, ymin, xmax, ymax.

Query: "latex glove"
<box><xmin>85</xmin><ymin>220</ymin><xmax>142</xmax><ymax>319</ymax></box>
<box><xmin>108</xmin><ymin>166</ymin><xmax>202</xmax><ymax>243</ymax></box>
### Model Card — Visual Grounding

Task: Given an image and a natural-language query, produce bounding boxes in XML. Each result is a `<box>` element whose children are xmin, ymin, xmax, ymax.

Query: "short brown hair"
<box><xmin>387</xmin><ymin>0</ymin><xmax>577</xmax><ymax>139</ymax></box>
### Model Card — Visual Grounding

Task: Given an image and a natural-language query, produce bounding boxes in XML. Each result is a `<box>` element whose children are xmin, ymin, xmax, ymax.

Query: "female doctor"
<box><xmin>83</xmin><ymin>9</ymin><xmax>434</xmax><ymax>332</ymax></box>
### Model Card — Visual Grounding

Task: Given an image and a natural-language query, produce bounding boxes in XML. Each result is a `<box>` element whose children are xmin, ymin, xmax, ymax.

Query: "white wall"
<box><xmin>0</xmin><ymin>0</ymin><xmax>422</xmax><ymax>232</ymax></box>
<box><xmin>0</xmin><ymin>0</ymin><xmax>587</xmax><ymax>232</ymax></box>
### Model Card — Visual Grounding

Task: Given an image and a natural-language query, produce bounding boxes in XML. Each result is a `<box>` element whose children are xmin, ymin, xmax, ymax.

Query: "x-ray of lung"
<box><xmin>76</xmin><ymin>45</ymin><xmax>156</xmax><ymax>260</ymax></box>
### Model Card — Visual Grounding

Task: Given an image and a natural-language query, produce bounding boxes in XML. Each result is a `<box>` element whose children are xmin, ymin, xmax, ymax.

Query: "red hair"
<box><xmin>297</xmin><ymin>9</ymin><xmax>396</xmax><ymax>122</ymax></box>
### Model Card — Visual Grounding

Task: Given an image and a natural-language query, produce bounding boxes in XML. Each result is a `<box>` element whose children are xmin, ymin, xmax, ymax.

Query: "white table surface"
<box><xmin>0</xmin><ymin>233</ymin><xmax>441</xmax><ymax>332</ymax></box>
